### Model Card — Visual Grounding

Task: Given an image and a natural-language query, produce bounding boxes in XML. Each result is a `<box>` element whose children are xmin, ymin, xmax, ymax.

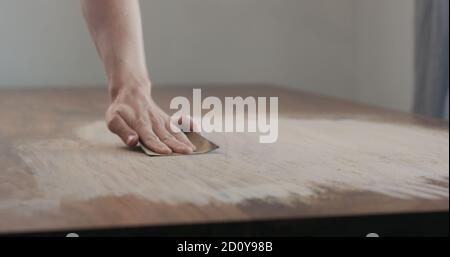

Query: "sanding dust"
<box><xmin>12</xmin><ymin>118</ymin><xmax>449</xmax><ymax>207</ymax></box>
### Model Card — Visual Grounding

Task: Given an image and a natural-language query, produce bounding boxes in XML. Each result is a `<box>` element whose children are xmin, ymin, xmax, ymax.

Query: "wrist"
<box><xmin>108</xmin><ymin>72</ymin><xmax>152</xmax><ymax>101</ymax></box>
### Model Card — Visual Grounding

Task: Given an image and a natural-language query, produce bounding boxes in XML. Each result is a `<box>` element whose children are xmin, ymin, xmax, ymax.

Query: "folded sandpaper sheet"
<box><xmin>140</xmin><ymin>132</ymin><xmax>219</xmax><ymax>156</ymax></box>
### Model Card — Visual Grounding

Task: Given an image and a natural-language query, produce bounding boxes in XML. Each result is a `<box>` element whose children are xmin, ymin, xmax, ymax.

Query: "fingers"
<box><xmin>153</xmin><ymin>124</ymin><xmax>194</xmax><ymax>154</ymax></box>
<box><xmin>177</xmin><ymin>115</ymin><xmax>199</xmax><ymax>132</ymax></box>
<box><xmin>108</xmin><ymin>104</ymin><xmax>195</xmax><ymax>154</ymax></box>
<box><xmin>133</xmin><ymin>117</ymin><xmax>172</xmax><ymax>154</ymax></box>
<box><xmin>106</xmin><ymin>114</ymin><xmax>139</xmax><ymax>146</ymax></box>
<box><xmin>167</xmin><ymin>121</ymin><xmax>196</xmax><ymax>150</ymax></box>
<box><xmin>172</xmin><ymin>131</ymin><xmax>196</xmax><ymax>151</ymax></box>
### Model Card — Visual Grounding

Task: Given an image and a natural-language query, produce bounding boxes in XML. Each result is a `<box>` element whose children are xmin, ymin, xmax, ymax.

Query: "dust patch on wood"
<box><xmin>11</xmin><ymin>118</ymin><xmax>449</xmax><ymax>210</ymax></box>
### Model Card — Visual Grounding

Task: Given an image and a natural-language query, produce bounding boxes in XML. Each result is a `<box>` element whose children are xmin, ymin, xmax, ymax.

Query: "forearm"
<box><xmin>81</xmin><ymin>0</ymin><xmax>150</xmax><ymax>97</ymax></box>
<box><xmin>80</xmin><ymin>0</ymin><xmax>194</xmax><ymax>153</ymax></box>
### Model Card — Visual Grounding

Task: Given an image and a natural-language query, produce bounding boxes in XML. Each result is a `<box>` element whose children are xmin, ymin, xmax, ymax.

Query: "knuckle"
<box><xmin>160</xmin><ymin>133</ymin><xmax>175</xmax><ymax>141</ymax></box>
<box><xmin>107</xmin><ymin>103</ymin><xmax>124</xmax><ymax>115</ymax></box>
<box><xmin>152</xmin><ymin>122</ymin><xmax>167</xmax><ymax>134</ymax></box>
<box><xmin>149</xmin><ymin>115</ymin><xmax>164</xmax><ymax>127</ymax></box>
<box><xmin>142</xmin><ymin>134</ymin><xmax>159</xmax><ymax>143</ymax></box>
<box><xmin>114</xmin><ymin>104</ymin><xmax>130</xmax><ymax>116</ymax></box>
<box><xmin>133</xmin><ymin>117</ymin><xmax>148</xmax><ymax>130</ymax></box>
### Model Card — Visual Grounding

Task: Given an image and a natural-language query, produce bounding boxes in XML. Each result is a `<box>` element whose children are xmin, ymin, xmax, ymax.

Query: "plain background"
<box><xmin>0</xmin><ymin>0</ymin><xmax>414</xmax><ymax>112</ymax></box>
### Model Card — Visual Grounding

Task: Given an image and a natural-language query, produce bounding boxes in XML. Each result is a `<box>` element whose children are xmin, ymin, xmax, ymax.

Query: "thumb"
<box><xmin>107</xmin><ymin>114</ymin><xmax>139</xmax><ymax>146</ymax></box>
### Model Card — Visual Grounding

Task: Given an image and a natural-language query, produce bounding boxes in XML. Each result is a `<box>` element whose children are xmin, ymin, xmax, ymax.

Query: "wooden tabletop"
<box><xmin>0</xmin><ymin>85</ymin><xmax>448</xmax><ymax>235</ymax></box>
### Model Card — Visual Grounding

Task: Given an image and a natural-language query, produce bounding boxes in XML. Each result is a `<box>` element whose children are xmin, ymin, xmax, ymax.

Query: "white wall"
<box><xmin>0</xmin><ymin>0</ymin><xmax>355</xmax><ymax>100</ymax></box>
<box><xmin>353</xmin><ymin>0</ymin><xmax>415</xmax><ymax>112</ymax></box>
<box><xmin>0</xmin><ymin>0</ymin><xmax>104</xmax><ymax>87</ymax></box>
<box><xmin>0</xmin><ymin>0</ymin><xmax>415</xmax><ymax>112</ymax></box>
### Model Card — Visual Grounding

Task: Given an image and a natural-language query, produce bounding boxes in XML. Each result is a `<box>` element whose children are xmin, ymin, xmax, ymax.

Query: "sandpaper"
<box><xmin>140</xmin><ymin>132</ymin><xmax>219</xmax><ymax>156</ymax></box>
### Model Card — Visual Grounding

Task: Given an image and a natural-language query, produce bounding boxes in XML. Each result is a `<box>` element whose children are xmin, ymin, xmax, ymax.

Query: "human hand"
<box><xmin>105</xmin><ymin>81</ymin><xmax>195</xmax><ymax>154</ymax></box>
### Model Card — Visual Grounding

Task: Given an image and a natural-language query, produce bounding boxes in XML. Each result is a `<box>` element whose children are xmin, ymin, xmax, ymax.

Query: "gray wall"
<box><xmin>354</xmin><ymin>0</ymin><xmax>415</xmax><ymax>112</ymax></box>
<box><xmin>0</xmin><ymin>0</ymin><xmax>415</xmax><ymax>112</ymax></box>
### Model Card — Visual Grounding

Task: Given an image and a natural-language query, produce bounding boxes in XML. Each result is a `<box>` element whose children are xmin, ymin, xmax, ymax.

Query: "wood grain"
<box><xmin>0</xmin><ymin>85</ymin><xmax>448</xmax><ymax>234</ymax></box>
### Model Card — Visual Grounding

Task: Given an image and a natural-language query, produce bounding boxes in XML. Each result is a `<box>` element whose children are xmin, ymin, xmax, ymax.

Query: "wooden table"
<box><xmin>0</xmin><ymin>85</ymin><xmax>448</xmax><ymax>236</ymax></box>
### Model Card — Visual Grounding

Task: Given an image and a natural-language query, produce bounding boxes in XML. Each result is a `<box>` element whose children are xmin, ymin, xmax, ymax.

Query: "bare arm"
<box><xmin>81</xmin><ymin>0</ymin><xmax>194</xmax><ymax>154</ymax></box>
